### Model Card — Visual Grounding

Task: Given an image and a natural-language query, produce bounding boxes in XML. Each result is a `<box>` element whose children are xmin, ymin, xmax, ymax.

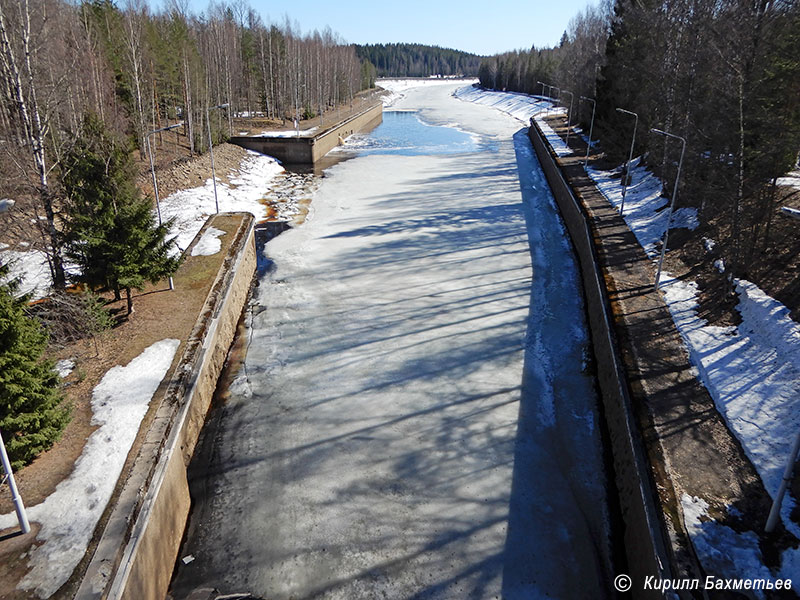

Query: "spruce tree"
<box><xmin>0</xmin><ymin>262</ymin><xmax>70</xmax><ymax>470</ymax></box>
<box><xmin>62</xmin><ymin>113</ymin><xmax>181</xmax><ymax>314</ymax></box>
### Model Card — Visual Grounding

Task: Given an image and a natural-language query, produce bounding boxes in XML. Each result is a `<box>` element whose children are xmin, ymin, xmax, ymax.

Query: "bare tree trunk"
<box><xmin>0</xmin><ymin>0</ymin><xmax>65</xmax><ymax>286</ymax></box>
<box><xmin>182</xmin><ymin>49</ymin><xmax>195</xmax><ymax>155</ymax></box>
<box><xmin>731</xmin><ymin>73</ymin><xmax>745</xmax><ymax>277</ymax></box>
<box><xmin>123</xmin><ymin>0</ymin><xmax>147</xmax><ymax>159</ymax></box>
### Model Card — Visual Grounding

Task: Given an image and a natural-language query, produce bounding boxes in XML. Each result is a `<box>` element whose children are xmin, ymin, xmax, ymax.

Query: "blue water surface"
<box><xmin>346</xmin><ymin>110</ymin><xmax>478</xmax><ymax>156</ymax></box>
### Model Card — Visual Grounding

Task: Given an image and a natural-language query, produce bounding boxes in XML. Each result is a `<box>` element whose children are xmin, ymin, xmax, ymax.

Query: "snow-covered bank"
<box><xmin>160</xmin><ymin>150</ymin><xmax>282</xmax><ymax>253</ymax></box>
<box><xmin>586</xmin><ymin>157</ymin><xmax>699</xmax><ymax>257</ymax></box>
<box><xmin>378</xmin><ymin>78</ymin><xmax>478</xmax><ymax>108</ymax></box>
<box><xmin>456</xmin><ymin>83</ymin><xmax>800</xmax><ymax>587</ymax></box>
<box><xmin>0</xmin><ymin>339</ymin><xmax>180</xmax><ymax>598</ymax></box>
<box><xmin>0</xmin><ymin>150</ymin><xmax>283</xmax><ymax>297</ymax></box>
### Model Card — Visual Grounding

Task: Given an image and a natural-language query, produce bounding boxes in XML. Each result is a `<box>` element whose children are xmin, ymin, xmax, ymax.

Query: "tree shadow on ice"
<box><xmin>499</xmin><ymin>129</ymin><xmax>615</xmax><ymax>599</ymax></box>
<box><xmin>172</xmin><ymin>133</ymin><xmax>614</xmax><ymax>600</ymax></box>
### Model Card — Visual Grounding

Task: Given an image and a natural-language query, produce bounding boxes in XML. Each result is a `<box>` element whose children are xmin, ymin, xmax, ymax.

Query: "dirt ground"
<box><xmin>0</xmin><ymin>193</ymin><xmax>250</xmax><ymax>599</ymax></box>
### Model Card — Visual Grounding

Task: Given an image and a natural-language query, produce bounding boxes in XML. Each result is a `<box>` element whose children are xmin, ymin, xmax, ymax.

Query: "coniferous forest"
<box><xmin>477</xmin><ymin>0</ymin><xmax>800</xmax><ymax>289</ymax></box>
<box><xmin>355</xmin><ymin>43</ymin><xmax>482</xmax><ymax>78</ymax></box>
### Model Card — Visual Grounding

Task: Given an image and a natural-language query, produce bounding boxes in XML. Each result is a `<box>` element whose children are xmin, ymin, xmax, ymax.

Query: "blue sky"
<box><xmin>183</xmin><ymin>0</ymin><xmax>598</xmax><ymax>56</ymax></box>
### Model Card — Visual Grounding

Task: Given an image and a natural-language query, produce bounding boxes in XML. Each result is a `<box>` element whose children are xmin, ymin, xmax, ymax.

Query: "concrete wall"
<box><xmin>75</xmin><ymin>213</ymin><xmax>257</xmax><ymax>600</ymax></box>
<box><xmin>527</xmin><ymin>122</ymin><xmax>672</xmax><ymax>599</ymax></box>
<box><xmin>230</xmin><ymin>102</ymin><xmax>383</xmax><ymax>164</ymax></box>
<box><xmin>310</xmin><ymin>102</ymin><xmax>383</xmax><ymax>162</ymax></box>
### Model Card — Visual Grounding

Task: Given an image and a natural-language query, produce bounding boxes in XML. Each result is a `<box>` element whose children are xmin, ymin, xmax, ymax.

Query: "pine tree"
<box><xmin>0</xmin><ymin>262</ymin><xmax>70</xmax><ymax>470</ymax></box>
<box><xmin>62</xmin><ymin>113</ymin><xmax>181</xmax><ymax>314</ymax></box>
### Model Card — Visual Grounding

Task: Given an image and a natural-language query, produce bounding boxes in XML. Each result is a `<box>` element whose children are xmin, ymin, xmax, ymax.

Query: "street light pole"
<box><xmin>616</xmin><ymin>107</ymin><xmax>639</xmax><ymax>215</ymax></box>
<box><xmin>562</xmin><ymin>90</ymin><xmax>574</xmax><ymax>147</ymax></box>
<box><xmin>543</xmin><ymin>84</ymin><xmax>553</xmax><ymax>116</ymax></box>
<box><xmin>146</xmin><ymin>123</ymin><xmax>183</xmax><ymax>226</ymax></box>
<box><xmin>0</xmin><ymin>431</ymin><xmax>30</xmax><ymax>534</ymax></box>
<box><xmin>580</xmin><ymin>96</ymin><xmax>596</xmax><ymax>167</ymax></box>
<box><xmin>206</xmin><ymin>103</ymin><xmax>230</xmax><ymax>214</ymax></box>
<box><xmin>536</xmin><ymin>80</ymin><xmax>546</xmax><ymax>99</ymax></box>
<box><xmin>650</xmin><ymin>128</ymin><xmax>686</xmax><ymax>291</ymax></box>
<box><xmin>147</xmin><ymin>122</ymin><xmax>183</xmax><ymax>293</ymax></box>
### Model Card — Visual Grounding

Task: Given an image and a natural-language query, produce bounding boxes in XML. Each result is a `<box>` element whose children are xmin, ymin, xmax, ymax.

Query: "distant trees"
<box><xmin>356</xmin><ymin>43</ymin><xmax>482</xmax><ymax>78</ymax></box>
<box><xmin>476</xmin><ymin>3</ymin><xmax>609</xmax><ymax>115</ymax></box>
<box><xmin>0</xmin><ymin>262</ymin><xmax>69</xmax><ymax>470</ymax></box>
<box><xmin>61</xmin><ymin>113</ymin><xmax>180</xmax><ymax>314</ymax></box>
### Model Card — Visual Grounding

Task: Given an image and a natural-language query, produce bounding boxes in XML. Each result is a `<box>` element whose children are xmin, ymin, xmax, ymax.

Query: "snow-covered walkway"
<box><xmin>171</xmin><ymin>82</ymin><xmax>612</xmax><ymax>599</ymax></box>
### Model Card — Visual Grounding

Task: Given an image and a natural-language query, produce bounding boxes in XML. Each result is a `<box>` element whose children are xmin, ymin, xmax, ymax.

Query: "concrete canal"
<box><xmin>170</xmin><ymin>82</ymin><xmax>615</xmax><ymax>600</ymax></box>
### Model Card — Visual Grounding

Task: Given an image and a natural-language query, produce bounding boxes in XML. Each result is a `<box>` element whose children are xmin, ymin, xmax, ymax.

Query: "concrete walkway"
<box><xmin>536</xmin><ymin>116</ymin><xmax>791</xmax><ymax>585</ymax></box>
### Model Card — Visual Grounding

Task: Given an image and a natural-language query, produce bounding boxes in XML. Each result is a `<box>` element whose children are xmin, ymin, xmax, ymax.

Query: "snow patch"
<box><xmin>777</xmin><ymin>169</ymin><xmax>800</xmax><ymax>191</ymax></box>
<box><xmin>681</xmin><ymin>494</ymin><xmax>775</xmax><ymax>599</ymax></box>
<box><xmin>160</xmin><ymin>150</ymin><xmax>283</xmax><ymax>253</ymax></box>
<box><xmin>55</xmin><ymin>359</ymin><xmax>75</xmax><ymax>378</ymax></box>
<box><xmin>0</xmin><ymin>339</ymin><xmax>180</xmax><ymax>598</ymax></box>
<box><xmin>0</xmin><ymin>249</ymin><xmax>52</xmax><ymax>299</ymax></box>
<box><xmin>586</xmin><ymin>157</ymin><xmax>699</xmax><ymax>257</ymax></box>
<box><xmin>191</xmin><ymin>226</ymin><xmax>225</xmax><ymax>257</ymax></box>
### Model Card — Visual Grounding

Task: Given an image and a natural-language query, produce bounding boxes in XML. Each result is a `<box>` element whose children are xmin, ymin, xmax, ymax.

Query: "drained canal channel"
<box><xmin>169</xmin><ymin>83</ymin><xmax>618</xmax><ymax>599</ymax></box>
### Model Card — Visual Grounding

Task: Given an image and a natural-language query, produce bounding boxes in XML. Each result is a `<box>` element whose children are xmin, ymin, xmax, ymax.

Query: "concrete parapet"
<box><xmin>230</xmin><ymin>102</ymin><xmax>383</xmax><ymax>164</ymax></box>
<box><xmin>527</xmin><ymin>121</ymin><xmax>673</xmax><ymax>599</ymax></box>
<box><xmin>75</xmin><ymin>213</ymin><xmax>257</xmax><ymax>600</ymax></box>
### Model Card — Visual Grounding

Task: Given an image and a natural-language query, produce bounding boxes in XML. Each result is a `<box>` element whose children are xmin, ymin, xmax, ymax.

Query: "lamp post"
<box><xmin>536</xmin><ymin>80</ymin><xmax>546</xmax><ymax>99</ymax></box>
<box><xmin>542</xmin><ymin>84</ymin><xmax>553</xmax><ymax>116</ymax></box>
<box><xmin>146</xmin><ymin>123</ymin><xmax>183</xmax><ymax>226</ymax></box>
<box><xmin>562</xmin><ymin>90</ymin><xmax>574</xmax><ymax>146</ymax></box>
<box><xmin>616</xmin><ymin>108</ymin><xmax>638</xmax><ymax>215</ymax></box>
<box><xmin>766</xmin><ymin>432</ymin><xmax>800</xmax><ymax>532</ymax></box>
<box><xmin>147</xmin><ymin>122</ymin><xmax>183</xmax><ymax>293</ymax></box>
<box><xmin>206</xmin><ymin>103</ymin><xmax>230</xmax><ymax>214</ymax></box>
<box><xmin>650</xmin><ymin>128</ymin><xmax>686</xmax><ymax>291</ymax></box>
<box><xmin>580</xmin><ymin>96</ymin><xmax>596</xmax><ymax>167</ymax></box>
<box><xmin>0</xmin><ymin>431</ymin><xmax>30</xmax><ymax>534</ymax></box>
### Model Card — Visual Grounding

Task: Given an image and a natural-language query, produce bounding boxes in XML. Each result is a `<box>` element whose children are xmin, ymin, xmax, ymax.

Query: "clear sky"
<box><xmin>182</xmin><ymin>0</ymin><xmax>598</xmax><ymax>56</ymax></box>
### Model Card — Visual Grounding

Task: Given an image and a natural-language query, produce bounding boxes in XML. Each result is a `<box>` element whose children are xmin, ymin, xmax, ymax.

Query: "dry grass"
<box><xmin>0</xmin><ymin>214</ymin><xmax>245</xmax><ymax>599</ymax></box>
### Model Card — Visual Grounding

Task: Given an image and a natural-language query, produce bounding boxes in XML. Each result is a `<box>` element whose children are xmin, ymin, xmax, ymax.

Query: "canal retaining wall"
<box><xmin>75</xmin><ymin>213</ymin><xmax>257</xmax><ymax>600</ymax></box>
<box><xmin>527</xmin><ymin>120</ymin><xmax>672</xmax><ymax>599</ymax></box>
<box><xmin>230</xmin><ymin>102</ymin><xmax>383</xmax><ymax>164</ymax></box>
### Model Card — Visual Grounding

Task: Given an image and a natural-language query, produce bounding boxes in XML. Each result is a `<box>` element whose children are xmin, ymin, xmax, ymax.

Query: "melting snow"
<box><xmin>0</xmin><ymin>339</ymin><xmax>180</xmax><ymax>598</ymax></box>
<box><xmin>191</xmin><ymin>226</ymin><xmax>225</xmax><ymax>257</ymax></box>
